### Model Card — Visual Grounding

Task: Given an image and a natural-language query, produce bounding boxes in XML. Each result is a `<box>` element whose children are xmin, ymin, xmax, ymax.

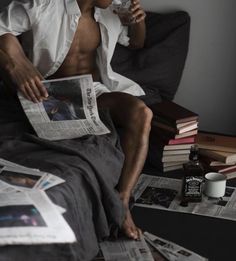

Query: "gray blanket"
<box><xmin>0</xmin><ymin>88</ymin><xmax>125</xmax><ymax>261</ymax></box>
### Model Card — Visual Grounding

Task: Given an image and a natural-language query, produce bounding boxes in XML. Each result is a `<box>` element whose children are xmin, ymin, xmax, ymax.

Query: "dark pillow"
<box><xmin>111</xmin><ymin>11</ymin><xmax>190</xmax><ymax>105</ymax></box>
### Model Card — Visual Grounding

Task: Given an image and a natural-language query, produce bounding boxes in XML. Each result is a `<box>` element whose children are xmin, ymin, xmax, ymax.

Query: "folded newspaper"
<box><xmin>0</xmin><ymin>190</ymin><xmax>76</xmax><ymax>245</ymax></box>
<box><xmin>18</xmin><ymin>74</ymin><xmax>110</xmax><ymax>140</ymax></box>
<box><xmin>0</xmin><ymin>158</ymin><xmax>65</xmax><ymax>192</ymax></box>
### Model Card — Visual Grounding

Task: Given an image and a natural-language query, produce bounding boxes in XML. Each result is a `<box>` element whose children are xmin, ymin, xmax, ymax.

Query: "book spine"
<box><xmin>168</xmin><ymin>136</ymin><xmax>196</xmax><ymax>145</ymax></box>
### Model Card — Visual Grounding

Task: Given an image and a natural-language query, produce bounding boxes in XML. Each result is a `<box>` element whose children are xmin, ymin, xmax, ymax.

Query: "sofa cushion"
<box><xmin>111</xmin><ymin>11</ymin><xmax>190</xmax><ymax>105</ymax></box>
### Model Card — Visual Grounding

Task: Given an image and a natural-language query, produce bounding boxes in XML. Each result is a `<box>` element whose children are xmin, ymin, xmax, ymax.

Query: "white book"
<box><xmin>162</xmin><ymin>154</ymin><xmax>190</xmax><ymax>162</ymax></box>
<box><xmin>164</xmin><ymin>143</ymin><xmax>194</xmax><ymax>150</ymax></box>
<box><xmin>163</xmin><ymin>149</ymin><xmax>190</xmax><ymax>156</ymax></box>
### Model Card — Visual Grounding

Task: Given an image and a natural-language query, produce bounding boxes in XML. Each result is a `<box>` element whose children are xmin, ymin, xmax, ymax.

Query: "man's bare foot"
<box><xmin>122</xmin><ymin>206</ymin><xmax>142</xmax><ymax>240</ymax></box>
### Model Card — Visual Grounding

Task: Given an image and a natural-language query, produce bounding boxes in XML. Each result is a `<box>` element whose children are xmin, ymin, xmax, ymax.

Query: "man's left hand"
<box><xmin>130</xmin><ymin>0</ymin><xmax>146</xmax><ymax>24</ymax></box>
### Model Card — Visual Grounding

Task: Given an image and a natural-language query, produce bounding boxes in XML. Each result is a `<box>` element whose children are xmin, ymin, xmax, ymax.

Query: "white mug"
<box><xmin>204</xmin><ymin>172</ymin><xmax>226</xmax><ymax>198</ymax></box>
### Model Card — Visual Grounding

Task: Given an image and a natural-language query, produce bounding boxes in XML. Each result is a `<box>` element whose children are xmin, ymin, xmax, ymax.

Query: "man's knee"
<box><xmin>129</xmin><ymin>100</ymin><xmax>153</xmax><ymax>132</ymax></box>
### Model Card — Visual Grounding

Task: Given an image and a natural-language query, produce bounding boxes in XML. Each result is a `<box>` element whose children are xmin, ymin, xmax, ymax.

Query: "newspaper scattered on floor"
<box><xmin>18</xmin><ymin>74</ymin><xmax>110</xmax><ymax>140</ymax></box>
<box><xmin>144</xmin><ymin>232</ymin><xmax>208</xmax><ymax>261</ymax></box>
<box><xmin>99</xmin><ymin>236</ymin><xmax>154</xmax><ymax>261</ymax></box>
<box><xmin>0</xmin><ymin>158</ymin><xmax>64</xmax><ymax>192</ymax></box>
<box><xmin>133</xmin><ymin>174</ymin><xmax>236</xmax><ymax>222</ymax></box>
<box><xmin>0</xmin><ymin>190</ymin><xmax>76</xmax><ymax>245</ymax></box>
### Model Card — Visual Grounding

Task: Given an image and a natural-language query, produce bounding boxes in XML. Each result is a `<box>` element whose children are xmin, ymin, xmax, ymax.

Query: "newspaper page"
<box><xmin>133</xmin><ymin>174</ymin><xmax>236</xmax><ymax>222</ymax></box>
<box><xmin>0</xmin><ymin>158</ymin><xmax>38</xmax><ymax>172</ymax></box>
<box><xmin>18</xmin><ymin>74</ymin><xmax>110</xmax><ymax>140</ymax></box>
<box><xmin>0</xmin><ymin>161</ymin><xmax>65</xmax><ymax>191</ymax></box>
<box><xmin>99</xmin><ymin>236</ymin><xmax>154</xmax><ymax>261</ymax></box>
<box><xmin>144</xmin><ymin>232</ymin><xmax>208</xmax><ymax>261</ymax></box>
<box><xmin>0</xmin><ymin>190</ymin><xmax>76</xmax><ymax>245</ymax></box>
<box><xmin>0</xmin><ymin>166</ymin><xmax>46</xmax><ymax>191</ymax></box>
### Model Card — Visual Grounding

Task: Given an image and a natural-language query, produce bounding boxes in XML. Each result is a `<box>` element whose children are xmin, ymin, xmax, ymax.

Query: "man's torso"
<box><xmin>49</xmin><ymin>13</ymin><xmax>101</xmax><ymax>81</ymax></box>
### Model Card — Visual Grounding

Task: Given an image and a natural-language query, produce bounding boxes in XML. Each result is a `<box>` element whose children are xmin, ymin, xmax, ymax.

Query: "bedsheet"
<box><xmin>0</xmin><ymin>88</ymin><xmax>125</xmax><ymax>261</ymax></box>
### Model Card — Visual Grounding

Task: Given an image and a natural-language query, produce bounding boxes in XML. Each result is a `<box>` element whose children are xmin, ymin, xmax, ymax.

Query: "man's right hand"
<box><xmin>0</xmin><ymin>34</ymin><xmax>48</xmax><ymax>103</ymax></box>
<box><xmin>7</xmin><ymin>55</ymin><xmax>48</xmax><ymax>103</ymax></box>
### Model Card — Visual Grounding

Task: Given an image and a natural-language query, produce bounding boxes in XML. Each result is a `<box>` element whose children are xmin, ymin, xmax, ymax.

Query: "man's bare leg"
<box><xmin>97</xmin><ymin>92</ymin><xmax>153</xmax><ymax>240</ymax></box>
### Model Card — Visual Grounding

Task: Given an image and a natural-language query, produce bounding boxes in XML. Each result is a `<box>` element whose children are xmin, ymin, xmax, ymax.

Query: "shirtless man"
<box><xmin>0</xmin><ymin>0</ymin><xmax>153</xmax><ymax>240</ymax></box>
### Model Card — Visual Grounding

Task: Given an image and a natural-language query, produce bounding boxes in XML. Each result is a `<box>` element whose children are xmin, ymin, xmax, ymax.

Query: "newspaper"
<box><xmin>0</xmin><ymin>158</ymin><xmax>65</xmax><ymax>191</ymax></box>
<box><xmin>99</xmin><ymin>236</ymin><xmax>154</xmax><ymax>261</ymax></box>
<box><xmin>18</xmin><ymin>74</ymin><xmax>110</xmax><ymax>140</ymax></box>
<box><xmin>133</xmin><ymin>174</ymin><xmax>236</xmax><ymax>222</ymax></box>
<box><xmin>144</xmin><ymin>232</ymin><xmax>208</xmax><ymax>261</ymax></box>
<box><xmin>0</xmin><ymin>158</ymin><xmax>38</xmax><ymax>171</ymax></box>
<box><xmin>0</xmin><ymin>190</ymin><xmax>76</xmax><ymax>245</ymax></box>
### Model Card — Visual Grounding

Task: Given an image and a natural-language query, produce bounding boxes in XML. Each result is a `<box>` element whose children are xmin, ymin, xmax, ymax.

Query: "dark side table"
<box><xmin>132</xmin><ymin>167</ymin><xmax>236</xmax><ymax>261</ymax></box>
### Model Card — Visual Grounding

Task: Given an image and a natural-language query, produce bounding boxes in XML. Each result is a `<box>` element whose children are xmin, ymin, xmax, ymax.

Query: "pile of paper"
<box><xmin>96</xmin><ymin>232</ymin><xmax>208</xmax><ymax>261</ymax></box>
<box><xmin>0</xmin><ymin>158</ymin><xmax>76</xmax><ymax>245</ymax></box>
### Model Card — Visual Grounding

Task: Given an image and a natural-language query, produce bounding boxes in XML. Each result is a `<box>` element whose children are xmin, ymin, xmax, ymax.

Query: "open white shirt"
<box><xmin>0</xmin><ymin>0</ymin><xmax>145</xmax><ymax>96</ymax></box>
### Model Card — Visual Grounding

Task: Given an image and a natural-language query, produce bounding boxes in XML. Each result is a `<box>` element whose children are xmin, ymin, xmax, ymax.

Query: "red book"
<box><xmin>218</xmin><ymin>166</ymin><xmax>236</xmax><ymax>180</ymax></box>
<box><xmin>168</xmin><ymin>136</ymin><xmax>196</xmax><ymax>145</ymax></box>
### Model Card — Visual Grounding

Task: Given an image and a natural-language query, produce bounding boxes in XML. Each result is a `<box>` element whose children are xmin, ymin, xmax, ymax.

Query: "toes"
<box><xmin>137</xmin><ymin>228</ymin><xmax>143</xmax><ymax>240</ymax></box>
<box><xmin>123</xmin><ymin>223</ymin><xmax>141</xmax><ymax>240</ymax></box>
<box><xmin>124</xmin><ymin>226</ymin><xmax>138</xmax><ymax>239</ymax></box>
<box><xmin>121</xmin><ymin>208</ymin><xmax>142</xmax><ymax>240</ymax></box>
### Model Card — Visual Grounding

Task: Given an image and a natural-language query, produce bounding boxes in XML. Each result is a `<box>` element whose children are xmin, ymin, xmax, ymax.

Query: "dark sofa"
<box><xmin>0</xmin><ymin>11</ymin><xmax>190</xmax><ymax>261</ymax></box>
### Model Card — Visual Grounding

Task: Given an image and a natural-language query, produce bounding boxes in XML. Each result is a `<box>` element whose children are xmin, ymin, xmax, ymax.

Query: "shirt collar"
<box><xmin>64</xmin><ymin>0</ymin><xmax>81</xmax><ymax>15</ymax></box>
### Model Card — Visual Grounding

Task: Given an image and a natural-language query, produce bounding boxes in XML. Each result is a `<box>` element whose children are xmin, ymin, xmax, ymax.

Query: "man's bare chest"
<box><xmin>67</xmin><ymin>16</ymin><xmax>101</xmax><ymax>56</ymax></box>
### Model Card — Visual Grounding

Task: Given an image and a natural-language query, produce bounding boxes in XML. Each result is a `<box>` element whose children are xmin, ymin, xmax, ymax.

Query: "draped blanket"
<box><xmin>0</xmin><ymin>88</ymin><xmax>125</xmax><ymax>261</ymax></box>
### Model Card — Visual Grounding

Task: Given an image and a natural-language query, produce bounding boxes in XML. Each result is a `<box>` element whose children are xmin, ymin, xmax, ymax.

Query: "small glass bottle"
<box><xmin>181</xmin><ymin>145</ymin><xmax>204</xmax><ymax>203</ymax></box>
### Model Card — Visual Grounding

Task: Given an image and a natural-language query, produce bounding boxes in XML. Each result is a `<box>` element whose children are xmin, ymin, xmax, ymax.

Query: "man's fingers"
<box><xmin>35</xmin><ymin>77</ymin><xmax>48</xmax><ymax>98</ymax></box>
<box><xmin>20</xmin><ymin>86</ymin><xmax>32</xmax><ymax>101</ymax></box>
<box><xmin>132</xmin><ymin>11</ymin><xmax>146</xmax><ymax>23</ymax></box>
<box><xmin>24</xmin><ymin>82</ymin><xmax>39</xmax><ymax>103</ymax></box>
<box><xmin>131</xmin><ymin>3</ymin><xmax>141</xmax><ymax>12</ymax></box>
<box><xmin>29</xmin><ymin>79</ymin><xmax>42</xmax><ymax>101</ymax></box>
<box><xmin>137</xmin><ymin>228</ymin><xmax>143</xmax><ymax>240</ymax></box>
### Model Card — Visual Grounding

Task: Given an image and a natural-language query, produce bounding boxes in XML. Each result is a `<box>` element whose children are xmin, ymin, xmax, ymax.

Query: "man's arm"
<box><xmin>128</xmin><ymin>0</ymin><xmax>146</xmax><ymax>49</ymax></box>
<box><xmin>0</xmin><ymin>34</ymin><xmax>48</xmax><ymax>102</ymax></box>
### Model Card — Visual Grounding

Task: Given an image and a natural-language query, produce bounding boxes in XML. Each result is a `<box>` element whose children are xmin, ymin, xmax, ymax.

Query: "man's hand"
<box><xmin>7</xmin><ymin>56</ymin><xmax>48</xmax><ymax>103</ymax></box>
<box><xmin>0</xmin><ymin>34</ymin><xmax>48</xmax><ymax>103</ymax></box>
<box><xmin>126</xmin><ymin>0</ymin><xmax>146</xmax><ymax>49</ymax></box>
<box><xmin>130</xmin><ymin>0</ymin><xmax>146</xmax><ymax>24</ymax></box>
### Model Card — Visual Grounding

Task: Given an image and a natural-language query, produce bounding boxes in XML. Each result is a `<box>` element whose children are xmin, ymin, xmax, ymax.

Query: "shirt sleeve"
<box><xmin>117</xmin><ymin>25</ymin><xmax>130</xmax><ymax>47</ymax></box>
<box><xmin>0</xmin><ymin>1</ymin><xmax>43</xmax><ymax>36</ymax></box>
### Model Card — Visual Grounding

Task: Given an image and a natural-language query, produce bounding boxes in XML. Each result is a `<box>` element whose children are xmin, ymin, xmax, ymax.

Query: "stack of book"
<box><xmin>150</xmin><ymin>101</ymin><xmax>199</xmax><ymax>172</ymax></box>
<box><xmin>197</xmin><ymin>132</ymin><xmax>236</xmax><ymax>179</ymax></box>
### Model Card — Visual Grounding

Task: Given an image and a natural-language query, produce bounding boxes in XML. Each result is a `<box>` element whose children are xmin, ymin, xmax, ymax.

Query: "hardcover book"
<box><xmin>196</xmin><ymin>132</ymin><xmax>236</xmax><ymax>153</ymax></box>
<box><xmin>162</xmin><ymin>154</ymin><xmax>190</xmax><ymax>163</ymax></box>
<box><xmin>164</xmin><ymin>143</ymin><xmax>194</xmax><ymax>151</ymax></box>
<box><xmin>151</xmin><ymin>123</ymin><xmax>198</xmax><ymax>140</ymax></box>
<box><xmin>150</xmin><ymin>101</ymin><xmax>199</xmax><ymax>124</ymax></box>
<box><xmin>168</xmin><ymin>136</ymin><xmax>196</xmax><ymax>145</ymax></box>
<box><xmin>154</xmin><ymin>120</ymin><xmax>198</xmax><ymax>134</ymax></box>
<box><xmin>219</xmin><ymin>165</ymin><xmax>236</xmax><ymax>180</ymax></box>
<box><xmin>199</xmin><ymin>149</ymin><xmax>236</xmax><ymax>164</ymax></box>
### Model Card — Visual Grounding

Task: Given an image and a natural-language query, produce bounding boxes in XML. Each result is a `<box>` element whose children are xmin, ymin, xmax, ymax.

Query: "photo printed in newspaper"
<box><xmin>18</xmin><ymin>74</ymin><xmax>110</xmax><ymax>140</ymax></box>
<box><xmin>133</xmin><ymin>174</ymin><xmax>236</xmax><ymax>222</ymax></box>
<box><xmin>144</xmin><ymin>232</ymin><xmax>208</xmax><ymax>261</ymax></box>
<box><xmin>0</xmin><ymin>190</ymin><xmax>76</xmax><ymax>245</ymax></box>
<box><xmin>0</xmin><ymin>158</ymin><xmax>65</xmax><ymax>192</ymax></box>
